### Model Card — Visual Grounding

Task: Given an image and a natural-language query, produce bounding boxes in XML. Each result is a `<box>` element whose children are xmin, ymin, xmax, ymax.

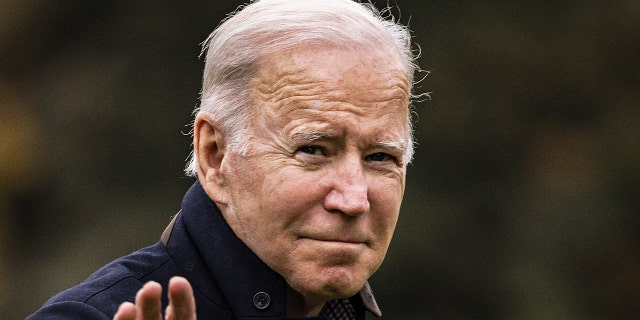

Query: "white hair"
<box><xmin>185</xmin><ymin>0</ymin><xmax>419</xmax><ymax>176</ymax></box>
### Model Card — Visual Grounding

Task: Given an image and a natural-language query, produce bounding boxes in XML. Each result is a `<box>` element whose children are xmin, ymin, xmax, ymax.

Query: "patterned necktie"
<box><xmin>319</xmin><ymin>298</ymin><xmax>358</xmax><ymax>320</ymax></box>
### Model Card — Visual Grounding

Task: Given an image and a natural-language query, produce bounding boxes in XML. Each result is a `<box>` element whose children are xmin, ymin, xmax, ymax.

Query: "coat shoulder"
<box><xmin>28</xmin><ymin>242</ymin><xmax>175</xmax><ymax>319</ymax></box>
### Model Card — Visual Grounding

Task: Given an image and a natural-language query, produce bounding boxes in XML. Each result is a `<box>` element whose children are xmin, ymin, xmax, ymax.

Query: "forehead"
<box><xmin>253</xmin><ymin>46</ymin><xmax>408</xmax><ymax>94</ymax></box>
<box><xmin>249</xmin><ymin>46</ymin><xmax>410</xmax><ymax>127</ymax></box>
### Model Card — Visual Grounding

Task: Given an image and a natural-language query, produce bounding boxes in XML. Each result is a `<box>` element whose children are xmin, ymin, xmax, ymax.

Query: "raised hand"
<box><xmin>113</xmin><ymin>276</ymin><xmax>196</xmax><ymax>320</ymax></box>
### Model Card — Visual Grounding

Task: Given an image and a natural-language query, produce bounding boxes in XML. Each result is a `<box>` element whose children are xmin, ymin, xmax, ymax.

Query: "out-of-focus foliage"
<box><xmin>1</xmin><ymin>1</ymin><xmax>638</xmax><ymax>319</ymax></box>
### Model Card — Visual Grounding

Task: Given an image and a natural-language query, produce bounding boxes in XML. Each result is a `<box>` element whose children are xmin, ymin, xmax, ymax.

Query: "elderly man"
<box><xmin>27</xmin><ymin>0</ymin><xmax>419</xmax><ymax>319</ymax></box>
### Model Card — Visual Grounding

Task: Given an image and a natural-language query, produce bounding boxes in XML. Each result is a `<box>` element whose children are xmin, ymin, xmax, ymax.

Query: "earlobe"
<box><xmin>194</xmin><ymin>113</ymin><xmax>230</xmax><ymax>204</ymax></box>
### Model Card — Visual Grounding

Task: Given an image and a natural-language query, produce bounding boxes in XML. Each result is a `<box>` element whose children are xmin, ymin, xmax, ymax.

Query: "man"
<box><xmin>28</xmin><ymin>0</ymin><xmax>419</xmax><ymax>319</ymax></box>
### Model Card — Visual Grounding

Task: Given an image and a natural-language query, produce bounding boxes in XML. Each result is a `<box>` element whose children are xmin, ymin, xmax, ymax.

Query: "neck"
<box><xmin>286</xmin><ymin>286</ymin><xmax>326</xmax><ymax>317</ymax></box>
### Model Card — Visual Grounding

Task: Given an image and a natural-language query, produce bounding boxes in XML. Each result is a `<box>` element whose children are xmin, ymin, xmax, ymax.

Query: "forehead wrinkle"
<box><xmin>252</xmin><ymin>62</ymin><xmax>409</xmax><ymax>111</ymax></box>
<box><xmin>251</xmin><ymin>55</ymin><xmax>327</xmax><ymax>107</ymax></box>
<box><xmin>252</xmin><ymin>76</ymin><xmax>324</xmax><ymax>105</ymax></box>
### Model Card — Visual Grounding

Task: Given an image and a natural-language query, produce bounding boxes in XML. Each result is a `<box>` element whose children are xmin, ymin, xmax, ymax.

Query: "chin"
<box><xmin>291</xmin><ymin>267</ymin><xmax>369</xmax><ymax>301</ymax></box>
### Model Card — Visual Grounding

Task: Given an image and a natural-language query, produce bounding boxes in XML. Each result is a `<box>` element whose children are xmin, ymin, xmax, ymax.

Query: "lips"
<box><xmin>297</xmin><ymin>234</ymin><xmax>368</xmax><ymax>245</ymax></box>
<box><xmin>313</xmin><ymin>238</ymin><xmax>364</xmax><ymax>244</ymax></box>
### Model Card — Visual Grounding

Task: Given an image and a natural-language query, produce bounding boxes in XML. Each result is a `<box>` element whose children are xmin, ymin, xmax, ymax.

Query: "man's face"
<box><xmin>215</xmin><ymin>46</ymin><xmax>410</xmax><ymax>301</ymax></box>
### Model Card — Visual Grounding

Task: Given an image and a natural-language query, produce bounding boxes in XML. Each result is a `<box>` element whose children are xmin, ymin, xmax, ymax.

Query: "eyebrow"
<box><xmin>291</xmin><ymin>129</ymin><xmax>408</xmax><ymax>155</ymax></box>
<box><xmin>375</xmin><ymin>140</ymin><xmax>408</xmax><ymax>156</ymax></box>
<box><xmin>290</xmin><ymin>129</ymin><xmax>333</xmax><ymax>143</ymax></box>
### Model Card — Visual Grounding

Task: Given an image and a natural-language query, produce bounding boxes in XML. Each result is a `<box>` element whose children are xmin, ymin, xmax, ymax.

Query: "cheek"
<box><xmin>249</xmin><ymin>168</ymin><xmax>322</xmax><ymax>233</ymax></box>
<box><xmin>369</xmin><ymin>182</ymin><xmax>404</xmax><ymax>238</ymax></box>
<box><xmin>265</xmin><ymin>166</ymin><xmax>322</xmax><ymax>201</ymax></box>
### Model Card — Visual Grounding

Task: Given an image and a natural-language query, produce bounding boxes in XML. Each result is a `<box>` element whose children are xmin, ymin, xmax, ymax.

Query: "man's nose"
<box><xmin>323</xmin><ymin>157</ymin><xmax>370</xmax><ymax>216</ymax></box>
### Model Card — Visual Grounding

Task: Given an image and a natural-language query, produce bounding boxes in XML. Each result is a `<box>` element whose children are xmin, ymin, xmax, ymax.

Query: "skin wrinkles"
<box><xmin>248</xmin><ymin>49</ymin><xmax>411</xmax><ymax>172</ymax></box>
<box><xmin>284</xmin><ymin>110</ymin><xmax>409</xmax><ymax>167</ymax></box>
<box><xmin>207</xmin><ymin>45</ymin><xmax>410</xmax><ymax>316</ymax></box>
<box><xmin>251</xmin><ymin>46</ymin><xmax>408</xmax><ymax>117</ymax></box>
<box><xmin>252</xmin><ymin>77</ymin><xmax>408</xmax><ymax>118</ymax></box>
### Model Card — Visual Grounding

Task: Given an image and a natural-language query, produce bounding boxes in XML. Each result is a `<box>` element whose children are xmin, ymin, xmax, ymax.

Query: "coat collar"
<box><xmin>163</xmin><ymin>181</ymin><xmax>382</xmax><ymax>318</ymax></box>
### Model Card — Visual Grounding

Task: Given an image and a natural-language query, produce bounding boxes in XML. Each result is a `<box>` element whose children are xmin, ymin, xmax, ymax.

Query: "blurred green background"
<box><xmin>1</xmin><ymin>1</ymin><xmax>639</xmax><ymax>319</ymax></box>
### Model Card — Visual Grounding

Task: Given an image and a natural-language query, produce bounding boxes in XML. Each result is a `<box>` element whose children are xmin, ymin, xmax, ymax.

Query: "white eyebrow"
<box><xmin>290</xmin><ymin>129</ymin><xmax>332</xmax><ymax>143</ymax></box>
<box><xmin>375</xmin><ymin>140</ymin><xmax>408</xmax><ymax>155</ymax></box>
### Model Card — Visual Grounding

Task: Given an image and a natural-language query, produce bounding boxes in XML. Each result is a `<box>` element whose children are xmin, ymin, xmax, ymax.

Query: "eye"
<box><xmin>297</xmin><ymin>145</ymin><xmax>324</xmax><ymax>155</ymax></box>
<box><xmin>365</xmin><ymin>152</ymin><xmax>396</xmax><ymax>163</ymax></box>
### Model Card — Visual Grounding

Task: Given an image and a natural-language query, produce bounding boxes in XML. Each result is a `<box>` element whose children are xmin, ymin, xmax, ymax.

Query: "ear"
<box><xmin>194</xmin><ymin>112</ymin><xmax>230</xmax><ymax>205</ymax></box>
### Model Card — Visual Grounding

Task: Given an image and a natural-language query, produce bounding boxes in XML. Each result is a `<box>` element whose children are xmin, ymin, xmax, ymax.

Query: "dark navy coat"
<box><xmin>27</xmin><ymin>182</ymin><xmax>381</xmax><ymax>319</ymax></box>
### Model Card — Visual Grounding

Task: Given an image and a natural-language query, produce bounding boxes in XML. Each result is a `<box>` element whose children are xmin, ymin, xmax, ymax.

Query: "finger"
<box><xmin>113</xmin><ymin>302</ymin><xmax>136</xmax><ymax>320</ymax></box>
<box><xmin>135</xmin><ymin>281</ymin><xmax>163</xmax><ymax>320</ymax></box>
<box><xmin>165</xmin><ymin>277</ymin><xmax>196</xmax><ymax>320</ymax></box>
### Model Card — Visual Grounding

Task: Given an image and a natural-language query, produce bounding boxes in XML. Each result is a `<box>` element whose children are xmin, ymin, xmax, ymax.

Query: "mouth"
<box><xmin>301</xmin><ymin>240</ymin><xmax>365</xmax><ymax>258</ymax></box>
<box><xmin>297</xmin><ymin>236</ymin><xmax>368</xmax><ymax>247</ymax></box>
